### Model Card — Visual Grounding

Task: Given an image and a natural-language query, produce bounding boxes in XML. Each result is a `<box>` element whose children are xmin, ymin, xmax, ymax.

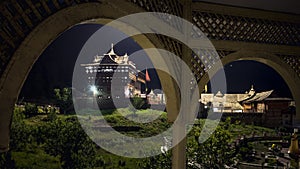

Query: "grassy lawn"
<box><xmin>9</xmin><ymin>108</ymin><xmax>279</xmax><ymax>169</ymax></box>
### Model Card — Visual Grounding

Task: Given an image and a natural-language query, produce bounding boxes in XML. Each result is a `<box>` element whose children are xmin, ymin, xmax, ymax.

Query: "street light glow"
<box><xmin>90</xmin><ymin>85</ymin><xmax>98</xmax><ymax>95</ymax></box>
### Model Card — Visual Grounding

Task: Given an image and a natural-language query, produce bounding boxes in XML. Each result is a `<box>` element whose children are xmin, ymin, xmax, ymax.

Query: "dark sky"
<box><xmin>207</xmin><ymin>61</ymin><xmax>292</xmax><ymax>98</ymax></box>
<box><xmin>19</xmin><ymin>24</ymin><xmax>159</xmax><ymax>101</ymax></box>
<box><xmin>20</xmin><ymin>22</ymin><xmax>293</xmax><ymax>102</ymax></box>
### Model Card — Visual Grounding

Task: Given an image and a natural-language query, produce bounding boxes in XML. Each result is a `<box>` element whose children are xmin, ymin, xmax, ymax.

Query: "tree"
<box><xmin>140</xmin><ymin>151</ymin><xmax>172</xmax><ymax>169</ymax></box>
<box><xmin>46</xmin><ymin>107</ymin><xmax>57</xmax><ymax>122</ymax></box>
<box><xmin>187</xmin><ymin>120</ymin><xmax>237</xmax><ymax>168</ymax></box>
<box><xmin>43</xmin><ymin>118</ymin><xmax>96</xmax><ymax>169</ymax></box>
<box><xmin>53</xmin><ymin>88</ymin><xmax>73</xmax><ymax>114</ymax></box>
<box><xmin>129</xmin><ymin>96</ymin><xmax>148</xmax><ymax>113</ymax></box>
<box><xmin>23</xmin><ymin>102</ymin><xmax>38</xmax><ymax>118</ymax></box>
<box><xmin>0</xmin><ymin>152</ymin><xmax>14</xmax><ymax>169</ymax></box>
<box><xmin>10</xmin><ymin>108</ymin><xmax>32</xmax><ymax>151</ymax></box>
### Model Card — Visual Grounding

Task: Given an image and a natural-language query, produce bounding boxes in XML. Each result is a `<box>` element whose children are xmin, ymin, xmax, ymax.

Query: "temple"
<box><xmin>200</xmin><ymin>85</ymin><xmax>274</xmax><ymax>113</ymax></box>
<box><xmin>200</xmin><ymin>85</ymin><xmax>296</xmax><ymax>127</ymax></box>
<box><xmin>81</xmin><ymin>44</ymin><xmax>146</xmax><ymax>100</ymax></box>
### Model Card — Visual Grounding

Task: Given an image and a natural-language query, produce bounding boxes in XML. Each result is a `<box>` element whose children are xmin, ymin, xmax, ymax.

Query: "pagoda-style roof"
<box><xmin>201</xmin><ymin>85</ymin><xmax>274</xmax><ymax>105</ymax></box>
<box><xmin>93</xmin><ymin>44</ymin><xmax>130</xmax><ymax>65</ymax></box>
<box><xmin>81</xmin><ymin>43</ymin><xmax>135</xmax><ymax>68</ymax></box>
<box><xmin>239</xmin><ymin>90</ymin><xmax>273</xmax><ymax>103</ymax></box>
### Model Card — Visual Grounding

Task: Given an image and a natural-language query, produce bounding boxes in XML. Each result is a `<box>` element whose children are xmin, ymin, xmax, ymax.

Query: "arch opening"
<box><xmin>198</xmin><ymin>51</ymin><xmax>300</xmax><ymax>127</ymax></box>
<box><xmin>0</xmin><ymin>2</ymin><xmax>179</xmax><ymax>153</ymax></box>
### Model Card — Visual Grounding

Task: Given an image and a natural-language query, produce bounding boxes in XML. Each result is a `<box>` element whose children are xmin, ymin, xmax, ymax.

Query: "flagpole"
<box><xmin>145</xmin><ymin>68</ymin><xmax>148</xmax><ymax>94</ymax></box>
<box><xmin>145</xmin><ymin>68</ymin><xmax>151</xmax><ymax>94</ymax></box>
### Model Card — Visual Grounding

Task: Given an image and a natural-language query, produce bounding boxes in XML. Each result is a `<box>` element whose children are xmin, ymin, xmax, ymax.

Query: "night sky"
<box><xmin>207</xmin><ymin>61</ymin><xmax>292</xmax><ymax>98</ymax></box>
<box><xmin>19</xmin><ymin>24</ymin><xmax>158</xmax><ymax>102</ymax></box>
<box><xmin>19</xmin><ymin>22</ymin><xmax>293</xmax><ymax>102</ymax></box>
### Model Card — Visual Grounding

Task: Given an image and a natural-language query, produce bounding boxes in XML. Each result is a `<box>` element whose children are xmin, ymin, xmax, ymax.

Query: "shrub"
<box><xmin>43</xmin><ymin>119</ymin><xmax>96</xmax><ymax>169</ymax></box>
<box><xmin>23</xmin><ymin>103</ymin><xmax>38</xmax><ymax>118</ymax></box>
<box><xmin>12</xmin><ymin>150</ymin><xmax>62</xmax><ymax>169</ymax></box>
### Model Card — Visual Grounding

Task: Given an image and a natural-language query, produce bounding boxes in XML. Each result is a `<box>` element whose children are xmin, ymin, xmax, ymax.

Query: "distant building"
<box><xmin>80</xmin><ymin>44</ymin><xmax>146</xmax><ymax>109</ymax></box>
<box><xmin>81</xmin><ymin>44</ymin><xmax>146</xmax><ymax>100</ymax></box>
<box><xmin>147</xmin><ymin>90</ymin><xmax>166</xmax><ymax>105</ymax></box>
<box><xmin>200</xmin><ymin>85</ymin><xmax>273</xmax><ymax>113</ymax></box>
<box><xmin>264</xmin><ymin>98</ymin><xmax>295</xmax><ymax>127</ymax></box>
<box><xmin>200</xmin><ymin>85</ymin><xmax>295</xmax><ymax>127</ymax></box>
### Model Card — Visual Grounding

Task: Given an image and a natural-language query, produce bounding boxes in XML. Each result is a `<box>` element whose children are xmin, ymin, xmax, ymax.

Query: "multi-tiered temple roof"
<box><xmin>89</xmin><ymin>44</ymin><xmax>134</xmax><ymax>68</ymax></box>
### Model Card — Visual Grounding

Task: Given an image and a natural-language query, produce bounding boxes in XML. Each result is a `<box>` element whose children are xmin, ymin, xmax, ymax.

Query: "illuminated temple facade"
<box><xmin>81</xmin><ymin>44</ymin><xmax>146</xmax><ymax>100</ymax></box>
<box><xmin>200</xmin><ymin>85</ymin><xmax>274</xmax><ymax>113</ymax></box>
<box><xmin>200</xmin><ymin>86</ymin><xmax>296</xmax><ymax>127</ymax></box>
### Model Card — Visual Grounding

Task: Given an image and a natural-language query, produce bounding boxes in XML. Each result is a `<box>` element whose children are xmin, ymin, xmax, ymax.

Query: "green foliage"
<box><xmin>129</xmin><ymin>96</ymin><xmax>148</xmax><ymax>112</ymax></box>
<box><xmin>0</xmin><ymin>153</ymin><xmax>5</xmax><ymax>167</ymax></box>
<box><xmin>43</xmin><ymin>118</ymin><xmax>96</xmax><ymax>169</ymax></box>
<box><xmin>46</xmin><ymin>107</ymin><xmax>57</xmax><ymax>121</ymax></box>
<box><xmin>0</xmin><ymin>152</ymin><xmax>15</xmax><ymax>169</ymax></box>
<box><xmin>238</xmin><ymin>142</ymin><xmax>254</xmax><ymax>161</ymax></box>
<box><xmin>187</xmin><ymin>120</ymin><xmax>237</xmax><ymax>168</ymax></box>
<box><xmin>54</xmin><ymin>88</ymin><xmax>74</xmax><ymax>114</ymax></box>
<box><xmin>10</xmin><ymin>106</ymin><xmax>279</xmax><ymax>168</ymax></box>
<box><xmin>24</xmin><ymin>103</ymin><xmax>38</xmax><ymax>118</ymax></box>
<box><xmin>140</xmin><ymin>151</ymin><xmax>172</xmax><ymax>169</ymax></box>
<box><xmin>10</xmin><ymin>108</ymin><xmax>33</xmax><ymax>151</ymax></box>
<box><xmin>9</xmin><ymin>107</ymin><xmax>97</xmax><ymax>169</ymax></box>
<box><xmin>12</xmin><ymin>150</ymin><xmax>62</xmax><ymax>169</ymax></box>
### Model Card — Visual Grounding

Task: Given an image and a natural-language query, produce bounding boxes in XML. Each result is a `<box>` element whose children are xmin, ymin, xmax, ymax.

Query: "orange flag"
<box><xmin>146</xmin><ymin>69</ymin><xmax>151</xmax><ymax>82</ymax></box>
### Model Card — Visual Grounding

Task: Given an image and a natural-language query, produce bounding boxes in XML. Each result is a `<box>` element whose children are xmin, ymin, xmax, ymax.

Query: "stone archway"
<box><xmin>198</xmin><ymin>50</ymin><xmax>300</xmax><ymax>123</ymax></box>
<box><xmin>0</xmin><ymin>2</ymin><xmax>180</xmax><ymax>153</ymax></box>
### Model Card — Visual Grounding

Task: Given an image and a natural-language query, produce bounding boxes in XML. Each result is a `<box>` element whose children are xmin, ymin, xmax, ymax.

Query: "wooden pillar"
<box><xmin>172</xmin><ymin>122</ymin><xmax>187</xmax><ymax>169</ymax></box>
<box><xmin>0</xmin><ymin>97</ymin><xmax>15</xmax><ymax>153</ymax></box>
<box><xmin>172</xmin><ymin>1</ymin><xmax>192</xmax><ymax>169</ymax></box>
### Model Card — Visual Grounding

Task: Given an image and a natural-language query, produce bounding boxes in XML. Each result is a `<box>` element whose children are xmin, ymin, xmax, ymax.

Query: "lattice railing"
<box><xmin>192</xmin><ymin>11</ymin><xmax>300</xmax><ymax>46</ymax></box>
<box><xmin>1</xmin><ymin>0</ymin><xmax>300</xmax><ymax>82</ymax></box>
<box><xmin>278</xmin><ymin>54</ymin><xmax>300</xmax><ymax>77</ymax></box>
<box><xmin>155</xmin><ymin>35</ymin><xmax>183</xmax><ymax>76</ymax></box>
<box><xmin>0</xmin><ymin>0</ymin><xmax>95</xmax><ymax>76</ymax></box>
<box><xmin>0</xmin><ymin>0</ymin><xmax>184</xmax><ymax>77</ymax></box>
<box><xmin>191</xmin><ymin>49</ymin><xmax>235</xmax><ymax>81</ymax></box>
<box><xmin>128</xmin><ymin>0</ymin><xmax>183</xmax><ymax>32</ymax></box>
